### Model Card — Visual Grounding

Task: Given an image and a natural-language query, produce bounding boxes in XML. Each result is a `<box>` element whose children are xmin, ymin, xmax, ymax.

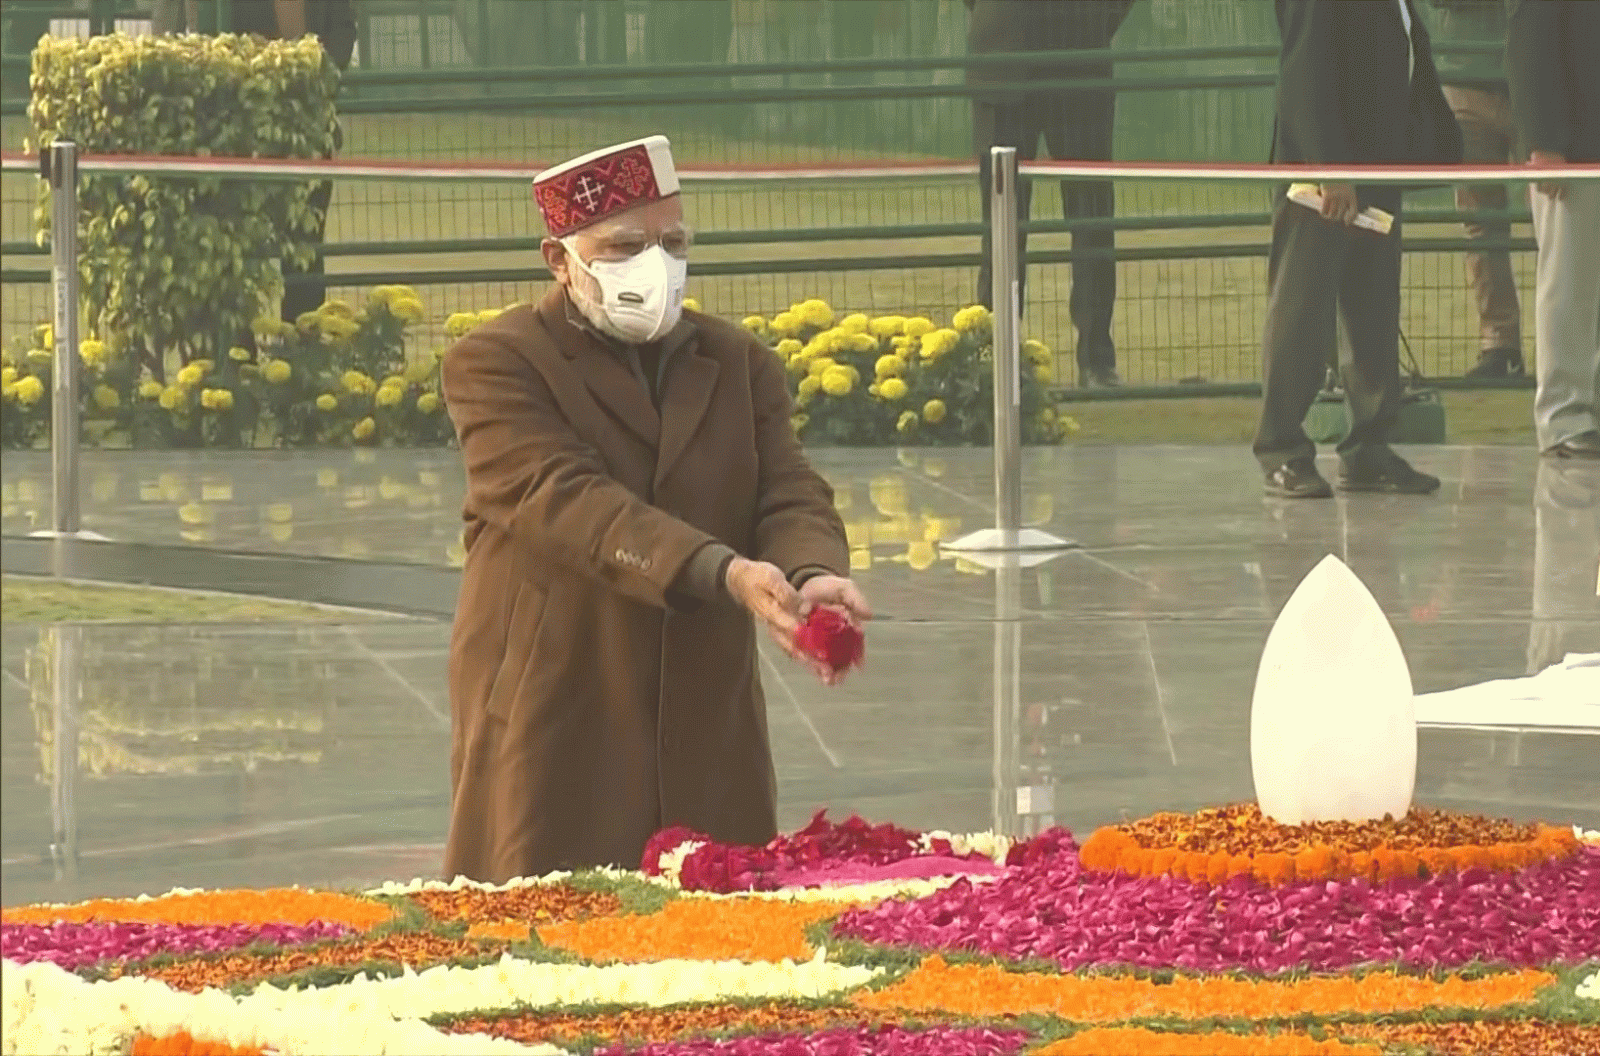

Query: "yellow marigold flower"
<box><xmin>776</xmin><ymin>338</ymin><xmax>803</xmax><ymax>357</ymax></box>
<box><xmin>807</xmin><ymin>356</ymin><xmax>837</xmax><ymax>379</ymax></box>
<box><xmin>341</xmin><ymin>370</ymin><xmax>376</xmax><ymax>395</ymax></box>
<box><xmin>389</xmin><ymin>296</ymin><xmax>426</xmax><ymax>324</ymax></box>
<box><xmin>14</xmin><ymin>375</ymin><xmax>44</xmax><ymax>405</ymax></box>
<box><xmin>403</xmin><ymin>360</ymin><xmax>435</xmax><ymax>385</ymax></box>
<box><xmin>200</xmin><ymin>387</ymin><xmax>234</xmax><ymax>411</ymax></box>
<box><xmin>91</xmin><ymin>384</ymin><xmax>120</xmax><ymax>410</ymax></box>
<box><xmin>771</xmin><ymin>311</ymin><xmax>800</xmax><ymax>336</ymax></box>
<box><xmin>848</xmin><ymin>333</ymin><xmax>878</xmax><ymax>354</ymax></box>
<box><xmin>797</xmin><ymin>375</ymin><xmax>822</xmax><ymax>399</ymax></box>
<box><xmin>175</xmin><ymin>363</ymin><xmax>206</xmax><ymax>388</ymax></box>
<box><xmin>1024</xmin><ymin>338</ymin><xmax>1052</xmax><ymax>363</ymax></box>
<box><xmin>1039</xmin><ymin>407</ymin><xmax>1057</xmax><ymax>427</ymax></box>
<box><xmin>26</xmin><ymin>348</ymin><xmax>51</xmax><ymax>366</ymax></box>
<box><xmin>263</xmin><ymin>359</ymin><xmax>292</xmax><ymax>384</ymax></box>
<box><xmin>920</xmin><ymin>329</ymin><xmax>960</xmax><ymax>360</ymax></box>
<box><xmin>1058</xmin><ymin>414</ymin><xmax>1081</xmax><ymax>437</ymax></box>
<box><xmin>445</xmin><ymin>312</ymin><xmax>478</xmax><ymax>337</ymax></box>
<box><xmin>875</xmin><ymin>354</ymin><xmax>904</xmax><ymax>379</ymax></box>
<box><xmin>0</xmin><ymin>381</ymin><xmax>15</xmax><ymax>401</ymax></box>
<box><xmin>838</xmin><ymin>312</ymin><xmax>870</xmax><ymax>335</ymax></box>
<box><xmin>1035</xmin><ymin>361</ymin><xmax>1055</xmax><ymax>383</ymax></box>
<box><xmin>320</xmin><ymin>316</ymin><xmax>359</xmax><ymax>342</ymax></box>
<box><xmin>896</xmin><ymin>409</ymin><xmax>919</xmax><ymax>434</ymax></box>
<box><xmin>316</xmin><ymin>393</ymin><xmax>339</xmax><ymax>412</ymax></box>
<box><xmin>158</xmin><ymin>386</ymin><xmax>182</xmax><ymax>411</ymax></box>
<box><xmin>227</xmin><ymin>345</ymin><xmax>252</xmax><ymax>362</ymax></box>
<box><xmin>79</xmin><ymin>339</ymin><xmax>108</xmax><ymax>368</ymax></box>
<box><xmin>797</xmin><ymin>299</ymin><xmax>835</xmax><ymax>330</ymax></box>
<box><xmin>375</xmin><ymin>383</ymin><xmax>405</xmax><ymax>408</ymax></box>
<box><xmin>952</xmin><ymin>304</ymin><xmax>992</xmax><ymax>332</ymax></box>
<box><xmin>138</xmin><ymin>379</ymin><xmax>163</xmax><ymax>399</ymax></box>
<box><xmin>352</xmin><ymin>416</ymin><xmax>376</xmax><ymax>441</ymax></box>
<box><xmin>923</xmin><ymin>398</ymin><xmax>948</xmax><ymax>424</ymax></box>
<box><xmin>682</xmin><ymin>297</ymin><xmax>701</xmax><ymax>313</ymax></box>
<box><xmin>476</xmin><ymin>307</ymin><xmax>502</xmax><ymax>324</ymax></box>
<box><xmin>741</xmin><ymin>315</ymin><xmax>767</xmax><ymax>332</ymax></box>
<box><xmin>790</xmin><ymin>413</ymin><xmax>808</xmax><ymax>434</ymax></box>
<box><xmin>878</xmin><ymin>377</ymin><xmax>909</xmax><ymax>401</ymax></box>
<box><xmin>35</xmin><ymin>323</ymin><xmax>54</xmax><ymax>350</ymax></box>
<box><xmin>0</xmin><ymin>366</ymin><xmax>15</xmax><ymax>385</ymax></box>
<box><xmin>416</xmin><ymin>392</ymin><xmax>441</xmax><ymax>414</ymax></box>
<box><xmin>320</xmin><ymin>299</ymin><xmax>357</xmax><ymax>320</ymax></box>
<box><xmin>904</xmin><ymin>317</ymin><xmax>935</xmax><ymax>338</ymax></box>
<box><xmin>821</xmin><ymin>367</ymin><xmax>854</xmax><ymax>397</ymax></box>
<box><xmin>252</xmin><ymin>315</ymin><xmax>290</xmax><ymax>338</ymax></box>
<box><xmin>870</xmin><ymin>315</ymin><xmax>906</xmax><ymax>338</ymax></box>
<box><xmin>295</xmin><ymin>310</ymin><xmax>322</xmax><ymax>332</ymax></box>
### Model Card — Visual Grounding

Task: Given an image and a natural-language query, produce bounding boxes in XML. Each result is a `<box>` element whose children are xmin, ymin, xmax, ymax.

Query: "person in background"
<box><xmin>966</xmin><ymin>0</ymin><xmax>1134</xmax><ymax>389</ymax></box>
<box><xmin>1428</xmin><ymin>0</ymin><xmax>1526</xmax><ymax>379</ymax></box>
<box><xmin>1505</xmin><ymin>0</ymin><xmax>1600</xmax><ymax>460</ymax></box>
<box><xmin>439</xmin><ymin>136</ymin><xmax>869</xmax><ymax>883</ymax></box>
<box><xmin>1255</xmin><ymin>0</ymin><xmax>1462</xmax><ymax>499</ymax></box>
<box><xmin>199</xmin><ymin>0</ymin><xmax>358</xmax><ymax>325</ymax></box>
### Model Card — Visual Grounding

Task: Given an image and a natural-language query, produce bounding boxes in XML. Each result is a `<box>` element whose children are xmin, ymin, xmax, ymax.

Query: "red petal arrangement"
<box><xmin>794</xmin><ymin>607</ymin><xmax>865</xmax><ymax>674</ymax></box>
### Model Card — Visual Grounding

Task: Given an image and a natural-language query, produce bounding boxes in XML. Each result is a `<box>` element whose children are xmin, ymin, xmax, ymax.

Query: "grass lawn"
<box><xmin>1062</xmin><ymin>391</ymin><xmax>1535</xmax><ymax>445</ymax></box>
<box><xmin>0</xmin><ymin>576</ymin><xmax>384</xmax><ymax>623</ymax></box>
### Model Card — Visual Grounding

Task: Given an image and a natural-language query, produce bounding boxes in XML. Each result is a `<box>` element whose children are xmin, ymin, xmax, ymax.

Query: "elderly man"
<box><xmin>440</xmin><ymin>136</ymin><xmax>868</xmax><ymax>884</ymax></box>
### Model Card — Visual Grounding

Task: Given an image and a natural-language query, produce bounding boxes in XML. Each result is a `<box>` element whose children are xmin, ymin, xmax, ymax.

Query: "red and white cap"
<box><xmin>532</xmin><ymin>135</ymin><xmax>680</xmax><ymax>238</ymax></box>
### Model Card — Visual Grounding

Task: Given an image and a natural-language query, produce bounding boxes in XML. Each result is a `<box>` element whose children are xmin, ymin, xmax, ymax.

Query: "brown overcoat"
<box><xmin>439</xmin><ymin>288</ymin><xmax>848</xmax><ymax>883</ymax></box>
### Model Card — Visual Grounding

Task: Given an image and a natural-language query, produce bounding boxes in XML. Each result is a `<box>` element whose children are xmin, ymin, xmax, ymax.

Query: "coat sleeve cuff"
<box><xmin>789</xmin><ymin>564</ymin><xmax>837</xmax><ymax>590</ymax></box>
<box><xmin>674</xmin><ymin>542</ymin><xmax>739</xmax><ymax>604</ymax></box>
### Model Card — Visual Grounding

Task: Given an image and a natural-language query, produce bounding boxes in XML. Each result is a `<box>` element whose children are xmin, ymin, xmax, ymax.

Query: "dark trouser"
<box><xmin>1254</xmin><ymin>193</ymin><xmax>1404</xmax><ymax>470</ymax></box>
<box><xmin>974</xmin><ymin>91</ymin><xmax>1117</xmax><ymax>373</ymax></box>
<box><xmin>282</xmin><ymin>176</ymin><xmax>335</xmax><ymax>324</ymax></box>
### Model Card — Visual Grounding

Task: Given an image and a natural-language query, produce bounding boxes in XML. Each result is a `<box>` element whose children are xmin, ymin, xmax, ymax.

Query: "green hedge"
<box><xmin>28</xmin><ymin>31</ymin><xmax>340</xmax><ymax>382</ymax></box>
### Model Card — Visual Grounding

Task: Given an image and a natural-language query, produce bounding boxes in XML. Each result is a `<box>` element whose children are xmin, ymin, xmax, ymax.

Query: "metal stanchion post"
<box><xmin>945</xmin><ymin>147</ymin><xmax>1075</xmax><ymax>557</ymax></box>
<box><xmin>47</xmin><ymin>140</ymin><xmax>81</xmax><ymax>537</ymax></box>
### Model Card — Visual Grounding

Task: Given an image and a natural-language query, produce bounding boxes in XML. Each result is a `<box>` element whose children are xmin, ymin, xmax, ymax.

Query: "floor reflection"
<box><xmin>3</xmin><ymin>445</ymin><xmax>1597</xmax><ymax>906</ymax></box>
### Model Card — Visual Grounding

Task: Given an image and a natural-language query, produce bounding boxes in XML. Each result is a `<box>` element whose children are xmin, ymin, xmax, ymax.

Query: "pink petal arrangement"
<box><xmin>594</xmin><ymin>1025</ymin><xmax>1032</xmax><ymax>1056</ymax></box>
<box><xmin>0</xmin><ymin>919</ymin><xmax>351</xmax><ymax>972</ymax></box>
<box><xmin>832</xmin><ymin>830</ymin><xmax>1600</xmax><ymax>974</ymax></box>
<box><xmin>641</xmin><ymin>810</ymin><xmax>996</xmax><ymax>893</ymax></box>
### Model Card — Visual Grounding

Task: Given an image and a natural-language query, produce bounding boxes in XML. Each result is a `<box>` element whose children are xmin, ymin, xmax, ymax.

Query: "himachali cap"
<box><xmin>533</xmin><ymin>135</ymin><xmax>681</xmax><ymax>238</ymax></box>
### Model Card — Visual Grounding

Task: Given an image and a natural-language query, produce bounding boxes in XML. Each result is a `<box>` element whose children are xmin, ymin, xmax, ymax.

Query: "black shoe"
<box><xmin>1080</xmin><ymin>367</ymin><xmax>1122</xmax><ymax>389</ymax></box>
<box><xmin>1264</xmin><ymin>458</ymin><xmax>1333</xmax><ymax>499</ymax></box>
<box><xmin>1338</xmin><ymin>451</ymin><xmax>1441</xmax><ymax>495</ymax></box>
<box><xmin>1543</xmin><ymin>431</ymin><xmax>1600</xmax><ymax>460</ymax></box>
<box><xmin>1464</xmin><ymin>347</ymin><xmax>1525</xmax><ymax>379</ymax></box>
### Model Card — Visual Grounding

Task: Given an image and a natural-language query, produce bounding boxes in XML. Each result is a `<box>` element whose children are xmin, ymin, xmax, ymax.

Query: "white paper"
<box><xmin>1287</xmin><ymin>182</ymin><xmax>1395</xmax><ymax>234</ymax></box>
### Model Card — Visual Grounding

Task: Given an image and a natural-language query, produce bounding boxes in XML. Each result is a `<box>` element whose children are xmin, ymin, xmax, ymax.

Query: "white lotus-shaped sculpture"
<box><xmin>1251</xmin><ymin>554</ymin><xmax>1416</xmax><ymax>825</ymax></box>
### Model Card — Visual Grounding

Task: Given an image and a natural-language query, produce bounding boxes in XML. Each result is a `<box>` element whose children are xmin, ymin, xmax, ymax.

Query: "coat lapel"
<box><xmin>655</xmin><ymin>342</ymin><xmax>720</xmax><ymax>491</ymax></box>
<box><xmin>538</xmin><ymin>289</ymin><xmax>661</xmax><ymax>449</ymax></box>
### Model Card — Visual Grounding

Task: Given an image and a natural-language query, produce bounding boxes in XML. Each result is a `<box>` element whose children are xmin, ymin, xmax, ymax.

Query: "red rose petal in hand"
<box><xmin>795</xmin><ymin>607</ymin><xmax>865</xmax><ymax>675</ymax></box>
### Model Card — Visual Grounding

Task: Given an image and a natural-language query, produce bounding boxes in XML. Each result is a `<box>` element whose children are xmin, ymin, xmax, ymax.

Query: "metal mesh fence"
<box><xmin>0</xmin><ymin>0</ymin><xmax>1544</xmax><ymax>388</ymax></box>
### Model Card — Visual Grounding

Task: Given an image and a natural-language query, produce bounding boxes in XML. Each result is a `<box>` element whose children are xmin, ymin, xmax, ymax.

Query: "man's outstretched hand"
<box><xmin>797</xmin><ymin>575</ymin><xmax>872</xmax><ymax>686</ymax></box>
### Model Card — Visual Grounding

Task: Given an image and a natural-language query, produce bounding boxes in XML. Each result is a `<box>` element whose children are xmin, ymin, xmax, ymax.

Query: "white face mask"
<box><xmin>563</xmin><ymin>240</ymin><xmax>687</xmax><ymax>345</ymax></box>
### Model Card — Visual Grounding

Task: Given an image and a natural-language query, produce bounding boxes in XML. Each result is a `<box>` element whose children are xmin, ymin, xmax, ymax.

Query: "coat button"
<box><xmin>640</xmin><ymin>558</ymin><xmax>653</xmax><ymax>572</ymax></box>
<box><xmin>615</xmin><ymin>548</ymin><xmax>627</xmax><ymax>563</ymax></box>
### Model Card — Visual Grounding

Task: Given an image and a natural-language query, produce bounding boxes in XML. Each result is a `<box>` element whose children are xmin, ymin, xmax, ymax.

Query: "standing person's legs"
<box><xmin>1045</xmin><ymin>88</ymin><xmax>1118</xmax><ymax>385</ymax></box>
<box><xmin>1335</xmin><ymin>201</ymin><xmax>1440</xmax><ymax>494</ymax></box>
<box><xmin>975</xmin><ymin>98</ymin><xmax>1040</xmax><ymax>313</ymax></box>
<box><xmin>1445</xmin><ymin>86</ymin><xmax>1524</xmax><ymax>377</ymax></box>
<box><xmin>1531</xmin><ymin>179</ymin><xmax>1600</xmax><ymax>456</ymax></box>
<box><xmin>282</xmin><ymin>177</ymin><xmax>335</xmax><ymax>324</ymax></box>
<box><xmin>1255</xmin><ymin>195</ymin><xmax>1344</xmax><ymax>488</ymax></box>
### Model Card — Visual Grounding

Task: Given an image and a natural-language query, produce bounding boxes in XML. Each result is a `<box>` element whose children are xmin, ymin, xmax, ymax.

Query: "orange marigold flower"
<box><xmin>131</xmin><ymin>1033</ymin><xmax>266</xmax><ymax>1056</ymax></box>
<box><xmin>1034</xmin><ymin>1027</ymin><xmax>1382</xmax><ymax>1055</ymax></box>
<box><xmin>538</xmin><ymin>898</ymin><xmax>839</xmax><ymax>963</ymax></box>
<box><xmin>1</xmin><ymin>888</ymin><xmax>393</xmax><ymax>931</ymax></box>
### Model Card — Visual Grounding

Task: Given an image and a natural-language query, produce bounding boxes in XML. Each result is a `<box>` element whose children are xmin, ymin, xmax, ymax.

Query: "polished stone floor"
<box><xmin>3</xmin><ymin>445</ymin><xmax>1597</xmax><ymax>907</ymax></box>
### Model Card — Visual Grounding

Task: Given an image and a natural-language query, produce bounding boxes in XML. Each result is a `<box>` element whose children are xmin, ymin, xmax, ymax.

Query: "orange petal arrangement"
<box><xmin>3</xmin><ymin>809</ymin><xmax>1597</xmax><ymax>1056</ymax></box>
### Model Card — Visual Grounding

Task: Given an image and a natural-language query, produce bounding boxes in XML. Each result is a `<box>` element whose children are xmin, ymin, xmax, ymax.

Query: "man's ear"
<box><xmin>542</xmin><ymin>238</ymin><xmax>570</xmax><ymax>285</ymax></box>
